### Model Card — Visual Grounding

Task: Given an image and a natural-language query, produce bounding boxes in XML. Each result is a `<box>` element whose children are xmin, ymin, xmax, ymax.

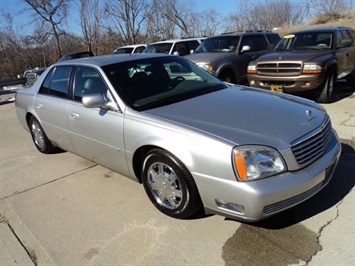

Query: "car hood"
<box><xmin>144</xmin><ymin>86</ymin><xmax>327</xmax><ymax>149</ymax></box>
<box><xmin>185</xmin><ymin>52</ymin><xmax>231</xmax><ymax>64</ymax></box>
<box><xmin>257</xmin><ymin>50</ymin><xmax>332</xmax><ymax>62</ymax></box>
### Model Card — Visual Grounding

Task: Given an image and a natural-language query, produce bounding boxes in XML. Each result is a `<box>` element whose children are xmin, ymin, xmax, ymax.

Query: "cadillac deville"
<box><xmin>15</xmin><ymin>54</ymin><xmax>341</xmax><ymax>221</ymax></box>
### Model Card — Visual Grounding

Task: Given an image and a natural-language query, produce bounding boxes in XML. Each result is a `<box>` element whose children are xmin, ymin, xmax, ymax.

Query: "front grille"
<box><xmin>257</xmin><ymin>62</ymin><xmax>302</xmax><ymax>75</ymax></box>
<box><xmin>291</xmin><ymin>116</ymin><xmax>332</xmax><ymax>166</ymax></box>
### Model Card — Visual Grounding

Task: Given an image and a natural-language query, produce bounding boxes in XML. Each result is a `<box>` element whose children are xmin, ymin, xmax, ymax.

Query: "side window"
<box><xmin>266</xmin><ymin>34</ymin><xmax>281</xmax><ymax>47</ymax></box>
<box><xmin>173</xmin><ymin>42</ymin><xmax>188</xmax><ymax>56</ymax></box>
<box><xmin>39</xmin><ymin>66</ymin><xmax>71</xmax><ymax>98</ymax></box>
<box><xmin>240</xmin><ymin>36</ymin><xmax>255</xmax><ymax>51</ymax></box>
<box><xmin>336</xmin><ymin>30</ymin><xmax>344</xmax><ymax>48</ymax></box>
<box><xmin>186</xmin><ymin>41</ymin><xmax>200</xmax><ymax>52</ymax></box>
<box><xmin>39</xmin><ymin>68</ymin><xmax>54</xmax><ymax>94</ymax></box>
<box><xmin>134</xmin><ymin>46</ymin><xmax>145</xmax><ymax>53</ymax></box>
<box><xmin>73</xmin><ymin>67</ymin><xmax>108</xmax><ymax>102</ymax></box>
<box><xmin>253</xmin><ymin>36</ymin><xmax>268</xmax><ymax>51</ymax></box>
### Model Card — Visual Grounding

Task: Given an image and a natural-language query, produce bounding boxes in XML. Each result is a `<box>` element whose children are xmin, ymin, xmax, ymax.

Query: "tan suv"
<box><xmin>247</xmin><ymin>26</ymin><xmax>355</xmax><ymax>103</ymax></box>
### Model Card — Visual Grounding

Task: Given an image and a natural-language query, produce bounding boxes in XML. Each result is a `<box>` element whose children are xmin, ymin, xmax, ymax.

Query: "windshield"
<box><xmin>103</xmin><ymin>56</ymin><xmax>227</xmax><ymax>111</ymax></box>
<box><xmin>195</xmin><ymin>36</ymin><xmax>240</xmax><ymax>53</ymax></box>
<box><xmin>143</xmin><ymin>43</ymin><xmax>173</xmax><ymax>54</ymax></box>
<box><xmin>275</xmin><ymin>32</ymin><xmax>333</xmax><ymax>51</ymax></box>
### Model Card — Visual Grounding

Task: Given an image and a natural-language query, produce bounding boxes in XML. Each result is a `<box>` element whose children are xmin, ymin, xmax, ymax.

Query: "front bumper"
<box><xmin>248</xmin><ymin>73</ymin><xmax>325</xmax><ymax>92</ymax></box>
<box><xmin>193</xmin><ymin>130</ymin><xmax>341</xmax><ymax>221</ymax></box>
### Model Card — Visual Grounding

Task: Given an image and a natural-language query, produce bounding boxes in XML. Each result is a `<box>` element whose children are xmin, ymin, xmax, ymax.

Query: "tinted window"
<box><xmin>39</xmin><ymin>68</ymin><xmax>54</xmax><ymax>94</ymax></box>
<box><xmin>266</xmin><ymin>34</ymin><xmax>281</xmax><ymax>46</ymax></box>
<box><xmin>253</xmin><ymin>36</ymin><xmax>268</xmax><ymax>50</ymax></box>
<box><xmin>134</xmin><ymin>46</ymin><xmax>146</xmax><ymax>53</ymax></box>
<box><xmin>39</xmin><ymin>66</ymin><xmax>71</xmax><ymax>98</ymax></box>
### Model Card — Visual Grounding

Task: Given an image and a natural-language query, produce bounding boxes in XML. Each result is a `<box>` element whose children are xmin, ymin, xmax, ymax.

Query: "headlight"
<box><xmin>232</xmin><ymin>146</ymin><xmax>286</xmax><ymax>181</ymax></box>
<box><xmin>247</xmin><ymin>65</ymin><xmax>257</xmax><ymax>74</ymax></box>
<box><xmin>302</xmin><ymin>64</ymin><xmax>323</xmax><ymax>74</ymax></box>
<box><xmin>197</xmin><ymin>63</ymin><xmax>214</xmax><ymax>71</ymax></box>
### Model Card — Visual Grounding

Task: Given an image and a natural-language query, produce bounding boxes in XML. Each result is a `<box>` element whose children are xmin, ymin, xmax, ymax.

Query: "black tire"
<box><xmin>316</xmin><ymin>71</ymin><xmax>335</xmax><ymax>103</ymax></box>
<box><xmin>142</xmin><ymin>149</ymin><xmax>202</xmax><ymax>219</ymax></box>
<box><xmin>346</xmin><ymin>69</ymin><xmax>355</xmax><ymax>87</ymax></box>
<box><xmin>29</xmin><ymin>116</ymin><xmax>57</xmax><ymax>154</ymax></box>
<box><xmin>219</xmin><ymin>71</ymin><xmax>235</xmax><ymax>84</ymax></box>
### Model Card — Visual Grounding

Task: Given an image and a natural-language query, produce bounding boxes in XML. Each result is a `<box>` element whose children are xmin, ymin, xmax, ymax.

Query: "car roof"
<box><xmin>53</xmin><ymin>53</ymin><xmax>177</xmax><ymax>67</ymax></box>
<box><xmin>116</xmin><ymin>44</ymin><xmax>147</xmax><ymax>49</ymax></box>
<box><xmin>220</xmin><ymin>30</ymin><xmax>276</xmax><ymax>36</ymax></box>
<box><xmin>149</xmin><ymin>37</ymin><xmax>205</xmax><ymax>45</ymax></box>
<box><xmin>288</xmin><ymin>26</ymin><xmax>352</xmax><ymax>34</ymax></box>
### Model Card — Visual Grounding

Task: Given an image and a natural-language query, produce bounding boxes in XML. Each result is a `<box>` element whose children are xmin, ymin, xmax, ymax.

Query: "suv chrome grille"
<box><xmin>257</xmin><ymin>62</ymin><xmax>302</xmax><ymax>75</ymax></box>
<box><xmin>291</xmin><ymin>116</ymin><xmax>332</xmax><ymax>166</ymax></box>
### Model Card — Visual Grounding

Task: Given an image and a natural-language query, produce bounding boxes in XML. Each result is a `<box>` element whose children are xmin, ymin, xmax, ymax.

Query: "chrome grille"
<box><xmin>256</xmin><ymin>62</ymin><xmax>302</xmax><ymax>75</ymax></box>
<box><xmin>291</xmin><ymin>117</ymin><xmax>332</xmax><ymax>166</ymax></box>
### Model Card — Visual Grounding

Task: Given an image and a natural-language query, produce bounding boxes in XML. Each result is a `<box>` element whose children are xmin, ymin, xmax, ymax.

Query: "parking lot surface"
<box><xmin>1</xmin><ymin>84</ymin><xmax>354</xmax><ymax>265</ymax></box>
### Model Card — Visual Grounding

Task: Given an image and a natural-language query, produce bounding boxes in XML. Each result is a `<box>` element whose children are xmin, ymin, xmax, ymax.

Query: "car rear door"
<box><xmin>66</xmin><ymin>66</ymin><xmax>129</xmax><ymax>176</ymax></box>
<box><xmin>33</xmin><ymin>66</ymin><xmax>75</xmax><ymax>152</ymax></box>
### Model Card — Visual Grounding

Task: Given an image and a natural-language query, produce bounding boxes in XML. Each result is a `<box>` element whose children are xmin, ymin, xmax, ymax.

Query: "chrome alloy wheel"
<box><xmin>31</xmin><ymin>119</ymin><xmax>45</xmax><ymax>149</ymax></box>
<box><xmin>146</xmin><ymin>162</ymin><xmax>186</xmax><ymax>210</ymax></box>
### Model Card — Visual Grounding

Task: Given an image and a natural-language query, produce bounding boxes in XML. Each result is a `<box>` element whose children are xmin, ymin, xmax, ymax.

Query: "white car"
<box><xmin>113</xmin><ymin>44</ymin><xmax>147</xmax><ymax>54</ymax></box>
<box><xmin>143</xmin><ymin>38</ymin><xmax>205</xmax><ymax>56</ymax></box>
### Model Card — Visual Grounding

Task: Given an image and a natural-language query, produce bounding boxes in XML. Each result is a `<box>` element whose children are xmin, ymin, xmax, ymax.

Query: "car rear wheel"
<box><xmin>142</xmin><ymin>149</ymin><xmax>202</xmax><ymax>219</ymax></box>
<box><xmin>316</xmin><ymin>71</ymin><xmax>335</xmax><ymax>103</ymax></box>
<box><xmin>29</xmin><ymin>116</ymin><xmax>57</xmax><ymax>154</ymax></box>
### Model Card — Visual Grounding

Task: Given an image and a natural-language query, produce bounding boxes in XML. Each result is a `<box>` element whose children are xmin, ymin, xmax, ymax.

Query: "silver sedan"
<box><xmin>15</xmin><ymin>54</ymin><xmax>341</xmax><ymax>221</ymax></box>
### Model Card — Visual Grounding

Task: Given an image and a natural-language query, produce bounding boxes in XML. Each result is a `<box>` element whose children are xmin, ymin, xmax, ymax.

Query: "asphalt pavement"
<box><xmin>0</xmin><ymin>85</ymin><xmax>354</xmax><ymax>265</ymax></box>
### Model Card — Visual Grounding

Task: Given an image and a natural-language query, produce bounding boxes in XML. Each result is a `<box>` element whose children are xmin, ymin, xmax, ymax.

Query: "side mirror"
<box><xmin>241</xmin><ymin>45</ymin><xmax>251</xmax><ymax>53</ymax></box>
<box><xmin>190</xmin><ymin>49</ymin><xmax>194</xmax><ymax>54</ymax></box>
<box><xmin>82</xmin><ymin>93</ymin><xmax>118</xmax><ymax>111</ymax></box>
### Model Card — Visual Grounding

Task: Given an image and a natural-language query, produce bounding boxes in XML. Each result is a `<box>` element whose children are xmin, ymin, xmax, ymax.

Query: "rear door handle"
<box><xmin>70</xmin><ymin>113</ymin><xmax>79</xmax><ymax>120</ymax></box>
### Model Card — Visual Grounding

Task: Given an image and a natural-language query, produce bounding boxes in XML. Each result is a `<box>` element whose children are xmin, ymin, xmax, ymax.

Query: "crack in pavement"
<box><xmin>1</xmin><ymin>164</ymin><xmax>98</xmax><ymax>200</ymax></box>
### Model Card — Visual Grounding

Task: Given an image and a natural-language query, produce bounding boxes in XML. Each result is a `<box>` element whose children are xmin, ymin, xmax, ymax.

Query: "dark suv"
<box><xmin>247</xmin><ymin>26</ymin><xmax>355</xmax><ymax>103</ymax></box>
<box><xmin>185</xmin><ymin>30</ymin><xmax>280</xmax><ymax>84</ymax></box>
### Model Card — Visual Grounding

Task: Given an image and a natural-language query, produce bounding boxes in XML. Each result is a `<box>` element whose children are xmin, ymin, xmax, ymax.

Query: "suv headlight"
<box><xmin>247</xmin><ymin>65</ymin><xmax>257</xmax><ymax>74</ymax></box>
<box><xmin>197</xmin><ymin>63</ymin><xmax>214</xmax><ymax>71</ymax></box>
<box><xmin>232</xmin><ymin>146</ymin><xmax>286</xmax><ymax>181</ymax></box>
<box><xmin>302</xmin><ymin>64</ymin><xmax>323</xmax><ymax>74</ymax></box>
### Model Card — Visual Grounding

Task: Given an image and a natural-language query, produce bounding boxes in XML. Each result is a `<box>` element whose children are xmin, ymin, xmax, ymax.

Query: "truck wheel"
<box><xmin>219</xmin><ymin>71</ymin><xmax>236</xmax><ymax>84</ymax></box>
<box><xmin>346</xmin><ymin>69</ymin><xmax>355</xmax><ymax>87</ymax></box>
<box><xmin>316</xmin><ymin>71</ymin><xmax>335</xmax><ymax>103</ymax></box>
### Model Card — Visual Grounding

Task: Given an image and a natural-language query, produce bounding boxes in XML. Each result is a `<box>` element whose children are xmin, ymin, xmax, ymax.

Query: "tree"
<box><xmin>104</xmin><ymin>0</ymin><xmax>148</xmax><ymax>45</ymax></box>
<box><xmin>24</xmin><ymin>0</ymin><xmax>70</xmax><ymax>59</ymax></box>
<box><xmin>80</xmin><ymin>0</ymin><xmax>101</xmax><ymax>54</ymax></box>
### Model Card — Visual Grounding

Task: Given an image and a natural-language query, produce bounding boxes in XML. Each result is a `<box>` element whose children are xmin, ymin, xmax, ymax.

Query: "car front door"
<box><xmin>66</xmin><ymin>66</ymin><xmax>129</xmax><ymax>176</ymax></box>
<box><xmin>235</xmin><ymin>35</ymin><xmax>270</xmax><ymax>79</ymax></box>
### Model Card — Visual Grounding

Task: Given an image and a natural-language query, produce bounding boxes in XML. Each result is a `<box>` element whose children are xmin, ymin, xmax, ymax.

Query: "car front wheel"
<box><xmin>142</xmin><ymin>149</ymin><xmax>202</xmax><ymax>219</ymax></box>
<box><xmin>29</xmin><ymin>116</ymin><xmax>57</xmax><ymax>154</ymax></box>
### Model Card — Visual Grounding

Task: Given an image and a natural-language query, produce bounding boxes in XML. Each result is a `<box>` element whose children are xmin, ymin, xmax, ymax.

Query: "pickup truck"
<box><xmin>247</xmin><ymin>26</ymin><xmax>355</xmax><ymax>103</ymax></box>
